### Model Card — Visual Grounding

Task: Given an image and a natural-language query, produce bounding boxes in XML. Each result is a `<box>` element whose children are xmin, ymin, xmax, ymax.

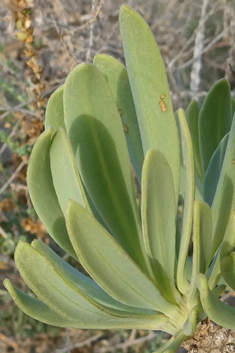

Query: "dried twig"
<box><xmin>97</xmin><ymin>331</ymin><xmax>157</xmax><ymax>353</ymax></box>
<box><xmin>0</xmin><ymin>114</ymin><xmax>26</xmax><ymax>156</ymax></box>
<box><xmin>0</xmin><ymin>100</ymin><xmax>32</xmax><ymax>121</ymax></box>
<box><xmin>168</xmin><ymin>1</ymin><xmax>220</xmax><ymax>69</ymax></box>
<box><xmin>190</xmin><ymin>0</ymin><xmax>209</xmax><ymax>93</ymax></box>
<box><xmin>0</xmin><ymin>159</ymin><xmax>27</xmax><ymax>195</ymax></box>
<box><xmin>55</xmin><ymin>333</ymin><xmax>103</xmax><ymax>353</ymax></box>
<box><xmin>86</xmin><ymin>0</ymin><xmax>96</xmax><ymax>62</ymax></box>
<box><xmin>179</xmin><ymin>23</ymin><xmax>235</xmax><ymax>70</ymax></box>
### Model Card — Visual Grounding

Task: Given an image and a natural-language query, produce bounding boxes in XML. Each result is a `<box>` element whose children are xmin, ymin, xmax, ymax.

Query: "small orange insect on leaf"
<box><xmin>159</xmin><ymin>94</ymin><xmax>167</xmax><ymax>112</ymax></box>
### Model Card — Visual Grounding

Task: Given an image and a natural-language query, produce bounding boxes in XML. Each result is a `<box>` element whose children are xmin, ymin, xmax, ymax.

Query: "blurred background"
<box><xmin>0</xmin><ymin>0</ymin><xmax>235</xmax><ymax>352</ymax></box>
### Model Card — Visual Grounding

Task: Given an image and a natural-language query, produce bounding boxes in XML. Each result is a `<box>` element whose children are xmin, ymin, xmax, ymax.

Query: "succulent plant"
<box><xmin>4</xmin><ymin>4</ymin><xmax>235</xmax><ymax>352</ymax></box>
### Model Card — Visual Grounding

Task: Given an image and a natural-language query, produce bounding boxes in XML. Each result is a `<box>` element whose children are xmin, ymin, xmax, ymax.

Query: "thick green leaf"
<box><xmin>203</xmin><ymin>133</ymin><xmax>229</xmax><ymax>206</ymax></box>
<box><xmin>141</xmin><ymin>149</ymin><xmax>180</xmax><ymax>304</ymax></box>
<box><xmin>66</xmin><ymin>200</ymin><xmax>180</xmax><ymax>318</ymax></box>
<box><xmin>221</xmin><ymin>252</ymin><xmax>235</xmax><ymax>291</ymax></box>
<box><xmin>195</xmin><ymin>171</ymin><xmax>203</xmax><ymax>201</ymax></box>
<box><xmin>153</xmin><ymin>331</ymin><xmax>187</xmax><ymax>353</ymax></box>
<box><xmin>187</xmin><ymin>200</ymin><xmax>212</xmax><ymax>305</ymax></box>
<box><xmin>187</xmin><ymin>100</ymin><xmax>204</xmax><ymax>181</ymax></box>
<box><xmin>211</xmin><ymin>113</ymin><xmax>235</xmax><ymax>258</ymax></box>
<box><xmin>197</xmin><ymin>273</ymin><xmax>235</xmax><ymax>330</ymax></box>
<box><xmin>119</xmin><ymin>5</ymin><xmax>180</xmax><ymax>205</ymax></box>
<box><xmin>32</xmin><ymin>239</ymin><xmax>152</xmax><ymax>315</ymax></box>
<box><xmin>187</xmin><ymin>201</ymin><xmax>201</xmax><ymax>307</ymax></box>
<box><xmin>4</xmin><ymin>279</ymin><xmax>78</xmax><ymax>328</ymax></box>
<box><xmin>206</xmin><ymin>210</ymin><xmax>235</xmax><ymax>292</ymax></box>
<box><xmin>199</xmin><ymin>79</ymin><xmax>232</xmax><ymax>173</ymax></box>
<box><xmin>45</xmin><ymin>85</ymin><xmax>65</xmax><ymax>130</ymax></box>
<box><xmin>182</xmin><ymin>306</ymin><xmax>200</xmax><ymax>336</ymax></box>
<box><xmin>15</xmin><ymin>241</ymin><xmax>170</xmax><ymax>330</ymax></box>
<box><xmin>49</xmin><ymin>128</ymin><xmax>89</xmax><ymax>215</ymax></box>
<box><xmin>27</xmin><ymin>128</ymin><xmax>76</xmax><ymax>258</ymax></box>
<box><xmin>198</xmin><ymin>201</ymin><xmax>213</xmax><ymax>272</ymax></box>
<box><xmin>188</xmin><ymin>201</ymin><xmax>212</xmax><ymax>305</ymax></box>
<box><xmin>63</xmin><ymin>62</ymin><xmax>149</xmax><ymax>273</ymax></box>
<box><xmin>5</xmin><ymin>278</ymin><xmax>173</xmax><ymax>331</ymax></box>
<box><xmin>213</xmin><ymin>284</ymin><xmax>226</xmax><ymax>297</ymax></box>
<box><xmin>176</xmin><ymin>109</ymin><xmax>194</xmax><ymax>294</ymax></box>
<box><xmin>93</xmin><ymin>54</ymin><xmax>144</xmax><ymax>183</ymax></box>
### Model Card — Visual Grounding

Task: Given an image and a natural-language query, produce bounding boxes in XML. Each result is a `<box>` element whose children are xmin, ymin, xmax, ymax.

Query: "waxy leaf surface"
<box><xmin>119</xmin><ymin>4</ymin><xmax>180</xmax><ymax>204</ymax></box>
<box><xmin>27</xmin><ymin>128</ymin><xmax>76</xmax><ymax>258</ymax></box>
<box><xmin>199</xmin><ymin>79</ymin><xmax>232</xmax><ymax>173</ymax></box>
<box><xmin>197</xmin><ymin>273</ymin><xmax>235</xmax><ymax>330</ymax></box>
<box><xmin>176</xmin><ymin>109</ymin><xmax>194</xmax><ymax>294</ymax></box>
<box><xmin>67</xmin><ymin>200</ymin><xmax>178</xmax><ymax>317</ymax></box>
<box><xmin>63</xmin><ymin>62</ymin><xmax>148</xmax><ymax>273</ymax></box>
<box><xmin>94</xmin><ymin>54</ymin><xmax>144</xmax><ymax>183</ymax></box>
<box><xmin>204</xmin><ymin>133</ymin><xmax>229</xmax><ymax>206</ymax></box>
<box><xmin>49</xmin><ymin>128</ymin><xmax>89</xmax><ymax>215</ymax></box>
<box><xmin>15</xmin><ymin>242</ymin><xmax>166</xmax><ymax>329</ymax></box>
<box><xmin>45</xmin><ymin>85</ymin><xmax>65</xmax><ymax>130</ymax></box>
<box><xmin>141</xmin><ymin>149</ymin><xmax>180</xmax><ymax>303</ymax></box>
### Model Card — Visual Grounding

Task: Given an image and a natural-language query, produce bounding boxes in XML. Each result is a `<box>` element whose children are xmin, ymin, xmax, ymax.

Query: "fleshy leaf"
<box><xmin>66</xmin><ymin>200</ymin><xmax>179</xmax><ymax>317</ymax></box>
<box><xmin>45</xmin><ymin>85</ymin><xmax>65</xmax><ymax>130</ymax></box>
<box><xmin>176</xmin><ymin>109</ymin><xmax>194</xmax><ymax>294</ymax></box>
<box><xmin>4</xmin><ymin>279</ymin><xmax>78</xmax><ymax>328</ymax></box>
<box><xmin>27</xmin><ymin>127</ymin><xmax>76</xmax><ymax>258</ymax></box>
<box><xmin>187</xmin><ymin>99</ymin><xmax>203</xmax><ymax>181</ymax></box>
<box><xmin>15</xmin><ymin>241</ymin><xmax>171</xmax><ymax>330</ymax></box>
<box><xmin>5</xmin><ymin>278</ymin><xmax>173</xmax><ymax>331</ymax></box>
<box><xmin>93</xmin><ymin>54</ymin><xmax>144</xmax><ymax>183</ymax></box>
<box><xmin>31</xmin><ymin>239</ymin><xmax>152</xmax><ymax>315</ymax></box>
<box><xmin>211</xmin><ymin>113</ymin><xmax>235</xmax><ymax>258</ymax></box>
<box><xmin>63</xmin><ymin>62</ymin><xmax>149</xmax><ymax>273</ymax></box>
<box><xmin>208</xmin><ymin>210</ymin><xmax>235</xmax><ymax>291</ymax></box>
<box><xmin>153</xmin><ymin>330</ymin><xmax>187</xmax><ymax>353</ymax></box>
<box><xmin>197</xmin><ymin>273</ymin><xmax>235</xmax><ymax>330</ymax></box>
<box><xmin>221</xmin><ymin>252</ymin><xmax>235</xmax><ymax>291</ymax></box>
<box><xmin>183</xmin><ymin>306</ymin><xmax>200</xmax><ymax>336</ymax></box>
<box><xmin>49</xmin><ymin>128</ymin><xmax>89</xmax><ymax>215</ymax></box>
<box><xmin>119</xmin><ymin>5</ymin><xmax>180</xmax><ymax>205</ymax></box>
<box><xmin>204</xmin><ymin>133</ymin><xmax>229</xmax><ymax>206</ymax></box>
<box><xmin>141</xmin><ymin>149</ymin><xmax>180</xmax><ymax>304</ymax></box>
<box><xmin>199</xmin><ymin>79</ymin><xmax>232</xmax><ymax>173</ymax></box>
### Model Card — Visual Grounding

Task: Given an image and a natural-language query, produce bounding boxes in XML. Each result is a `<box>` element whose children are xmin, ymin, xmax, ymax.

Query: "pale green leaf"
<box><xmin>203</xmin><ymin>133</ymin><xmax>229</xmax><ymax>206</ymax></box>
<box><xmin>15</xmin><ymin>241</ymin><xmax>169</xmax><ymax>330</ymax></box>
<box><xmin>45</xmin><ymin>85</ymin><xmax>65</xmax><ymax>130</ymax></box>
<box><xmin>49</xmin><ymin>128</ymin><xmax>89</xmax><ymax>215</ymax></box>
<box><xmin>211</xmin><ymin>113</ymin><xmax>235</xmax><ymax>257</ymax></box>
<box><xmin>187</xmin><ymin>100</ymin><xmax>203</xmax><ymax>181</ymax></box>
<box><xmin>197</xmin><ymin>273</ymin><xmax>235</xmax><ymax>330</ymax></box>
<box><xmin>27</xmin><ymin>128</ymin><xmax>76</xmax><ymax>258</ymax></box>
<box><xmin>141</xmin><ymin>149</ymin><xmax>180</xmax><ymax>304</ymax></box>
<box><xmin>182</xmin><ymin>306</ymin><xmax>200</xmax><ymax>336</ymax></box>
<box><xmin>93</xmin><ymin>54</ymin><xmax>144</xmax><ymax>183</ymax></box>
<box><xmin>4</xmin><ymin>279</ymin><xmax>78</xmax><ymax>328</ymax></box>
<box><xmin>176</xmin><ymin>109</ymin><xmax>194</xmax><ymax>294</ymax></box>
<box><xmin>119</xmin><ymin>5</ymin><xmax>180</xmax><ymax>205</ymax></box>
<box><xmin>66</xmin><ymin>200</ymin><xmax>179</xmax><ymax>317</ymax></box>
<box><xmin>199</xmin><ymin>79</ymin><xmax>232</xmax><ymax>173</ymax></box>
<box><xmin>32</xmin><ymin>239</ymin><xmax>152</xmax><ymax>315</ymax></box>
<box><xmin>153</xmin><ymin>331</ymin><xmax>187</xmax><ymax>353</ymax></box>
<box><xmin>63</xmin><ymin>62</ymin><xmax>149</xmax><ymax>273</ymax></box>
<box><xmin>221</xmin><ymin>252</ymin><xmax>235</xmax><ymax>291</ymax></box>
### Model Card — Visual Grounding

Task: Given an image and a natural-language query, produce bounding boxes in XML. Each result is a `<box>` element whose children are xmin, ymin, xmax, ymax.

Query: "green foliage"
<box><xmin>4</xmin><ymin>4</ymin><xmax>235</xmax><ymax>353</ymax></box>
